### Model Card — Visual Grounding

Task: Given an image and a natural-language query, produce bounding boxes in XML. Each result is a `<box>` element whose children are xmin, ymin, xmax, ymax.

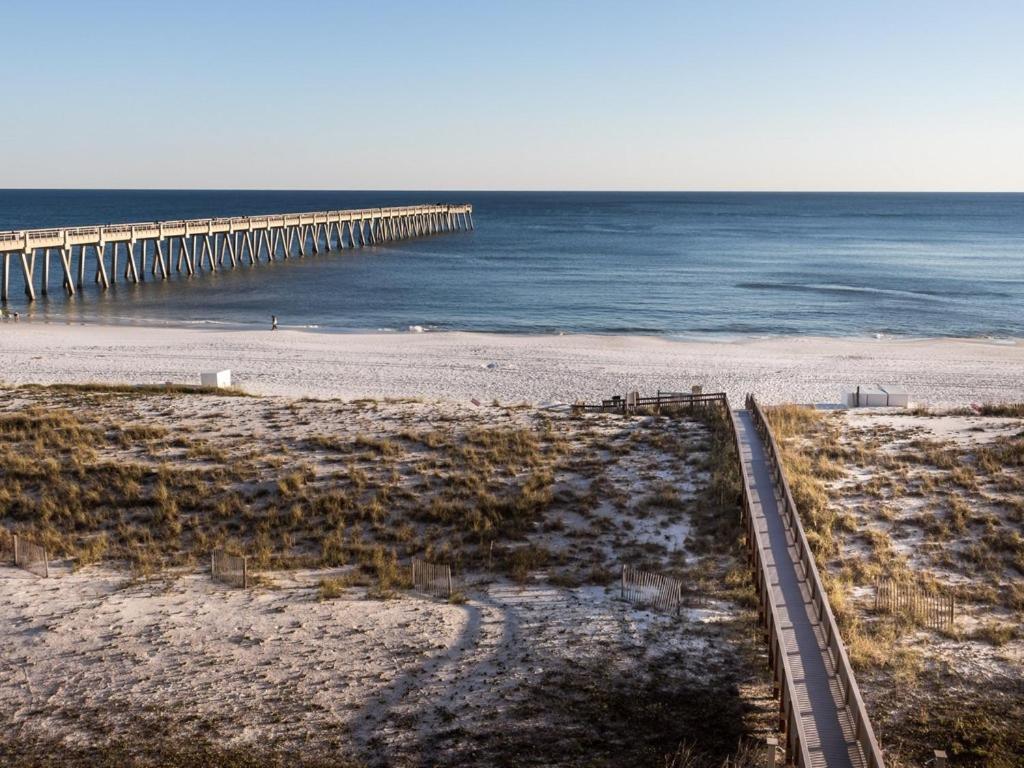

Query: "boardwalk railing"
<box><xmin>739</xmin><ymin>394</ymin><xmax>884</xmax><ymax>768</ymax></box>
<box><xmin>12</xmin><ymin>534</ymin><xmax>49</xmax><ymax>578</ymax></box>
<box><xmin>620</xmin><ymin>564</ymin><xmax>686</xmax><ymax>613</ymax></box>
<box><xmin>875</xmin><ymin>578</ymin><xmax>955</xmax><ymax>629</ymax></box>
<box><xmin>411</xmin><ymin>558</ymin><xmax>453</xmax><ymax>598</ymax></box>
<box><xmin>578</xmin><ymin>391</ymin><xmax>726</xmax><ymax>414</ymax></box>
<box><xmin>211</xmin><ymin>549</ymin><xmax>249</xmax><ymax>588</ymax></box>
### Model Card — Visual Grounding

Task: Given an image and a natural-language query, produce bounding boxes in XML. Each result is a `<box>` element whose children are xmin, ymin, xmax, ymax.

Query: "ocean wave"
<box><xmin>736</xmin><ymin>281</ymin><xmax>1008</xmax><ymax>301</ymax></box>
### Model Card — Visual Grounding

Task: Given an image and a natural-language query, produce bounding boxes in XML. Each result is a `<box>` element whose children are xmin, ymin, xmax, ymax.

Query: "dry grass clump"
<box><xmin>764</xmin><ymin>405</ymin><xmax>842</xmax><ymax>563</ymax></box>
<box><xmin>974</xmin><ymin>403</ymin><xmax>1024</xmax><ymax>417</ymax></box>
<box><xmin>22</xmin><ymin>382</ymin><xmax>251</xmax><ymax>397</ymax></box>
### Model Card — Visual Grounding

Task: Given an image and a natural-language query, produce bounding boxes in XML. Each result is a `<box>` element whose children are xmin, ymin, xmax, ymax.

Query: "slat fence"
<box><xmin>12</xmin><ymin>534</ymin><xmax>49</xmax><ymax>578</ymax></box>
<box><xmin>875</xmin><ymin>578</ymin><xmax>955</xmax><ymax>629</ymax></box>
<box><xmin>411</xmin><ymin>558</ymin><xmax>453</xmax><ymax>598</ymax></box>
<box><xmin>211</xmin><ymin>549</ymin><xmax>249</xmax><ymax>588</ymax></box>
<box><xmin>620</xmin><ymin>564</ymin><xmax>685</xmax><ymax>613</ymax></box>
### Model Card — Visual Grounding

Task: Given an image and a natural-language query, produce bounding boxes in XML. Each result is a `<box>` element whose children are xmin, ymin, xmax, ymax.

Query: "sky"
<box><xmin>0</xmin><ymin>0</ymin><xmax>1021</xmax><ymax>191</ymax></box>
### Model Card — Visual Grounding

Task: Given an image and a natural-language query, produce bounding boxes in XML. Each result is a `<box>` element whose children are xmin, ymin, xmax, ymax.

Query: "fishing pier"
<box><xmin>0</xmin><ymin>203</ymin><xmax>474</xmax><ymax>302</ymax></box>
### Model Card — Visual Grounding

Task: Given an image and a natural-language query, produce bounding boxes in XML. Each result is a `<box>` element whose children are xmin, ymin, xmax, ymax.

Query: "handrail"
<box><xmin>723</xmin><ymin>396</ymin><xmax>814</xmax><ymax>767</ymax></box>
<box><xmin>745</xmin><ymin>394</ymin><xmax>885</xmax><ymax>768</ymax></box>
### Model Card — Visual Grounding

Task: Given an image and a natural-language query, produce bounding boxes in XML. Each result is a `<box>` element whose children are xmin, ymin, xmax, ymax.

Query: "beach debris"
<box><xmin>471</xmin><ymin>398</ymin><xmax>481</xmax><ymax>406</ymax></box>
<box><xmin>201</xmin><ymin>370</ymin><xmax>233</xmax><ymax>389</ymax></box>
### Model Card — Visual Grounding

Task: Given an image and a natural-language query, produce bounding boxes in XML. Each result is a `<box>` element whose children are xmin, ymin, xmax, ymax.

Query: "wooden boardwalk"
<box><xmin>734</xmin><ymin>405</ymin><xmax>881</xmax><ymax>768</ymax></box>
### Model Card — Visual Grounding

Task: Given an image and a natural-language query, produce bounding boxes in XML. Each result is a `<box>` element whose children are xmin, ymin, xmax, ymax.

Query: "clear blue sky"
<box><xmin>1</xmin><ymin>0</ymin><xmax>1021</xmax><ymax>191</ymax></box>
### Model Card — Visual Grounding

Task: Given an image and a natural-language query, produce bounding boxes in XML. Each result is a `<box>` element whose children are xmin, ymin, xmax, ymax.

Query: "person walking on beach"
<box><xmin>271</xmin><ymin>315</ymin><xmax>278</xmax><ymax>331</ymax></box>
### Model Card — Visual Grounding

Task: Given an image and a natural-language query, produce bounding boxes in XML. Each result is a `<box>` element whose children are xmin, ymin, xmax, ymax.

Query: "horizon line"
<box><xmin>2</xmin><ymin>187</ymin><xmax>1023</xmax><ymax>195</ymax></box>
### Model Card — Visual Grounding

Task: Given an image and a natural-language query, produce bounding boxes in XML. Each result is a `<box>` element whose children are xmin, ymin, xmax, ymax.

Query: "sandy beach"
<box><xmin>1</xmin><ymin>323</ymin><xmax>1023</xmax><ymax>406</ymax></box>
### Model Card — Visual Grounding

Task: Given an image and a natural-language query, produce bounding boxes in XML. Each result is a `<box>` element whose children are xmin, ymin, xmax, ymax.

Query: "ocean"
<box><xmin>1</xmin><ymin>190</ymin><xmax>1022</xmax><ymax>338</ymax></box>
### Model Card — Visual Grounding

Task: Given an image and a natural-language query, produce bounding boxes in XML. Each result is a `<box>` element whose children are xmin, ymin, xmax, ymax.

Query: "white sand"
<box><xmin>2</xmin><ymin>323</ymin><xmax>1023</xmax><ymax>406</ymax></box>
<box><xmin>0</xmin><ymin>564</ymin><xmax>740</xmax><ymax>762</ymax></box>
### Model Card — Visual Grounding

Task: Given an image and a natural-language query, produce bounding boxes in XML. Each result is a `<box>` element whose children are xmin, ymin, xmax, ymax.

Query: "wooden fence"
<box><xmin>620</xmin><ymin>564</ymin><xmax>687</xmax><ymax>614</ymax></box>
<box><xmin>411</xmin><ymin>558</ymin><xmax>452</xmax><ymax>598</ymax></box>
<box><xmin>12</xmin><ymin>534</ymin><xmax>49</xmax><ymax>578</ymax></box>
<box><xmin>211</xmin><ymin>549</ymin><xmax>249</xmax><ymax>588</ymax></box>
<box><xmin>577</xmin><ymin>391</ymin><xmax>727</xmax><ymax>414</ymax></box>
<box><xmin>875</xmin><ymin>578</ymin><xmax>955</xmax><ymax>629</ymax></box>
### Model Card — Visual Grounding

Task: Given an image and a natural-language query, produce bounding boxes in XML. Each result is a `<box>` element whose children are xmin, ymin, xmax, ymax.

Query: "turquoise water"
<box><xmin>1</xmin><ymin>190</ymin><xmax>1022</xmax><ymax>337</ymax></box>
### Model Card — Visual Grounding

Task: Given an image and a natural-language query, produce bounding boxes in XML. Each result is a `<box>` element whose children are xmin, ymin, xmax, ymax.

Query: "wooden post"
<box><xmin>13</xmin><ymin>534</ymin><xmax>19</xmax><ymax>566</ymax></box>
<box><xmin>934</xmin><ymin>750</ymin><xmax>947</xmax><ymax>768</ymax></box>
<box><xmin>764</xmin><ymin>737</ymin><xmax>778</xmax><ymax>767</ymax></box>
<box><xmin>446</xmin><ymin>565</ymin><xmax>453</xmax><ymax>597</ymax></box>
<box><xmin>2</xmin><ymin>252</ymin><xmax>8</xmax><ymax>301</ymax></box>
<box><xmin>242</xmin><ymin>556</ymin><xmax>248</xmax><ymax>589</ymax></box>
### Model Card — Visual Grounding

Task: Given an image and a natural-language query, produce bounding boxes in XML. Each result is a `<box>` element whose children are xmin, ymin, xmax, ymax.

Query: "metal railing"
<box><xmin>743</xmin><ymin>394</ymin><xmax>885</xmax><ymax>768</ymax></box>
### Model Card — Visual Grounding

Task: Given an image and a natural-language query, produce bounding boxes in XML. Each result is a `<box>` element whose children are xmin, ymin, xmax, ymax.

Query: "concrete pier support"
<box><xmin>41</xmin><ymin>248</ymin><xmax>51</xmax><ymax>296</ymax></box>
<box><xmin>126</xmin><ymin>240</ymin><xmax>140</xmax><ymax>283</ymax></box>
<box><xmin>59</xmin><ymin>247</ymin><xmax>75</xmax><ymax>295</ymax></box>
<box><xmin>96</xmin><ymin>242</ymin><xmax>110</xmax><ymax>289</ymax></box>
<box><xmin>21</xmin><ymin>250</ymin><xmax>35</xmax><ymax>300</ymax></box>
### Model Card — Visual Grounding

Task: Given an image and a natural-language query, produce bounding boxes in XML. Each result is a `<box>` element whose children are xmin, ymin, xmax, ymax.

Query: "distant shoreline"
<box><xmin>2</xmin><ymin>323</ymin><xmax>1022</xmax><ymax>407</ymax></box>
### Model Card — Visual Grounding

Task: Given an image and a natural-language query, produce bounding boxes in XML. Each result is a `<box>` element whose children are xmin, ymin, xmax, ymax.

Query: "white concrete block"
<box><xmin>863</xmin><ymin>389</ymin><xmax>888</xmax><ymax>407</ymax></box>
<box><xmin>844</xmin><ymin>387</ymin><xmax>888</xmax><ymax>407</ymax></box>
<box><xmin>201</xmin><ymin>370</ymin><xmax>232</xmax><ymax>388</ymax></box>
<box><xmin>880</xmin><ymin>387</ymin><xmax>909</xmax><ymax>407</ymax></box>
